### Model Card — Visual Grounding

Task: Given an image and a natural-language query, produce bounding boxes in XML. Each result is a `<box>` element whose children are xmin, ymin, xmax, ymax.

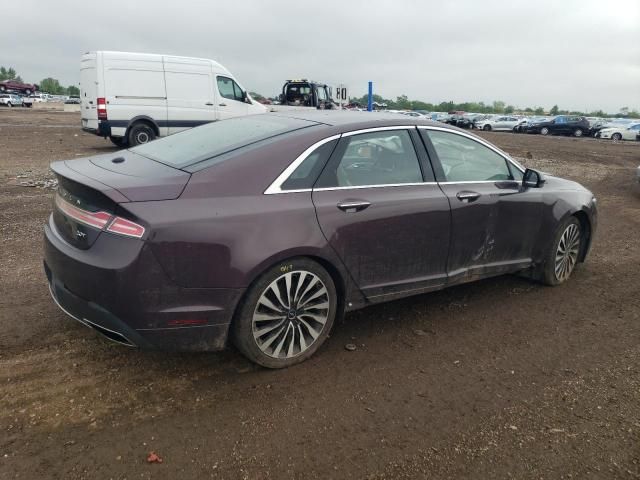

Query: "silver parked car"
<box><xmin>0</xmin><ymin>93</ymin><xmax>24</xmax><ymax>107</ymax></box>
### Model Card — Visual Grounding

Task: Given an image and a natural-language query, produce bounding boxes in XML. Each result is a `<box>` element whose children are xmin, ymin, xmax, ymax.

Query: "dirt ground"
<box><xmin>1</xmin><ymin>108</ymin><xmax>639</xmax><ymax>479</ymax></box>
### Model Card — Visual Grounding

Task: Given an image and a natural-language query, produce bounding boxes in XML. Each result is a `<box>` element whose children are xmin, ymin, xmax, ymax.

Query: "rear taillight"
<box><xmin>55</xmin><ymin>194</ymin><xmax>145</xmax><ymax>239</ymax></box>
<box><xmin>106</xmin><ymin>217</ymin><xmax>145</xmax><ymax>238</ymax></box>
<box><xmin>97</xmin><ymin>97</ymin><xmax>107</xmax><ymax>120</ymax></box>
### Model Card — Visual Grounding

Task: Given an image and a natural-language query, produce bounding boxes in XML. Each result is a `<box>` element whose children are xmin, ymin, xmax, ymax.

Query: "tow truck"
<box><xmin>275</xmin><ymin>79</ymin><xmax>337</xmax><ymax>110</ymax></box>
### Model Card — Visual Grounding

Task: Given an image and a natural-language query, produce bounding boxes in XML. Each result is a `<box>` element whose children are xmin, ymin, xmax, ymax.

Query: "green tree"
<box><xmin>0</xmin><ymin>66</ymin><xmax>19</xmax><ymax>81</ymax></box>
<box><xmin>534</xmin><ymin>107</ymin><xmax>545</xmax><ymax>115</ymax></box>
<box><xmin>550</xmin><ymin>105</ymin><xmax>559</xmax><ymax>115</ymax></box>
<box><xmin>504</xmin><ymin>105</ymin><xmax>515</xmax><ymax>114</ymax></box>
<box><xmin>67</xmin><ymin>85</ymin><xmax>80</xmax><ymax>96</ymax></box>
<box><xmin>395</xmin><ymin>94</ymin><xmax>411</xmax><ymax>110</ymax></box>
<box><xmin>492</xmin><ymin>100</ymin><xmax>506</xmax><ymax>113</ymax></box>
<box><xmin>40</xmin><ymin>77</ymin><xmax>65</xmax><ymax>95</ymax></box>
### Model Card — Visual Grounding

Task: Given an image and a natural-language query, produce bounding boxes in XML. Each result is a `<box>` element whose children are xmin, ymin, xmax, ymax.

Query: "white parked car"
<box><xmin>80</xmin><ymin>51</ymin><xmax>267</xmax><ymax>147</ymax></box>
<box><xmin>597</xmin><ymin>123</ymin><xmax>640</xmax><ymax>141</ymax></box>
<box><xmin>475</xmin><ymin>115</ymin><xmax>521</xmax><ymax>131</ymax></box>
<box><xmin>0</xmin><ymin>93</ymin><xmax>23</xmax><ymax>107</ymax></box>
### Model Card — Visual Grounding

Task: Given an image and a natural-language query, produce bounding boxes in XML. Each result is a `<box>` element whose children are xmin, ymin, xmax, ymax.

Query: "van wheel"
<box><xmin>128</xmin><ymin>123</ymin><xmax>156</xmax><ymax>146</ymax></box>
<box><xmin>110</xmin><ymin>136</ymin><xmax>128</xmax><ymax>148</ymax></box>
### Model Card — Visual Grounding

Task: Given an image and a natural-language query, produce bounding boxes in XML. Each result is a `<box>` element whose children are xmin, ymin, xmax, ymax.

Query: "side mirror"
<box><xmin>523</xmin><ymin>168</ymin><xmax>545</xmax><ymax>188</ymax></box>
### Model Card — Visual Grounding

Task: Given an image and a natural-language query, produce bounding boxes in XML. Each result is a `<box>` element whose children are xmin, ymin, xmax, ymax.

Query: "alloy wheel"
<box><xmin>252</xmin><ymin>270</ymin><xmax>330</xmax><ymax>359</ymax></box>
<box><xmin>554</xmin><ymin>223</ymin><xmax>580</xmax><ymax>282</ymax></box>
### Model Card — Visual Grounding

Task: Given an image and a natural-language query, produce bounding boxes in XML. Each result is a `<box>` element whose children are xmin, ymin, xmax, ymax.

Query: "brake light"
<box><xmin>55</xmin><ymin>194</ymin><xmax>111</xmax><ymax>229</ymax></box>
<box><xmin>106</xmin><ymin>217</ymin><xmax>145</xmax><ymax>238</ymax></box>
<box><xmin>55</xmin><ymin>194</ymin><xmax>145</xmax><ymax>239</ymax></box>
<box><xmin>97</xmin><ymin>97</ymin><xmax>107</xmax><ymax>120</ymax></box>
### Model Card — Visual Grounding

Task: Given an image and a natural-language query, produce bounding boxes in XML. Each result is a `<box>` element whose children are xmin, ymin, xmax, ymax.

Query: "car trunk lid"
<box><xmin>51</xmin><ymin>151</ymin><xmax>190</xmax><ymax>249</ymax></box>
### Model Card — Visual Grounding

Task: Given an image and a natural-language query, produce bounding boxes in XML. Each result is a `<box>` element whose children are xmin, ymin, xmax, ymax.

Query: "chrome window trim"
<box><xmin>341</xmin><ymin>125</ymin><xmax>416</xmax><ymax>137</ymax></box>
<box><xmin>417</xmin><ymin>125</ymin><xmax>525</xmax><ymax>174</ymax></box>
<box><xmin>264</xmin><ymin>134</ymin><xmax>341</xmax><ymax>195</ymax></box>
<box><xmin>313</xmin><ymin>182</ymin><xmax>437</xmax><ymax>192</ymax></box>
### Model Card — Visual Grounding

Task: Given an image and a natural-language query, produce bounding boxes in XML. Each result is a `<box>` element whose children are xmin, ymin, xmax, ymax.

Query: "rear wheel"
<box><xmin>127</xmin><ymin>123</ymin><xmax>156</xmax><ymax>146</ymax></box>
<box><xmin>540</xmin><ymin>127</ymin><xmax>550</xmax><ymax>135</ymax></box>
<box><xmin>232</xmin><ymin>258</ymin><xmax>338</xmax><ymax>368</ymax></box>
<box><xmin>574</xmin><ymin>128</ymin><xmax>583</xmax><ymax>137</ymax></box>
<box><xmin>541</xmin><ymin>217</ymin><xmax>582</xmax><ymax>286</ymax></box>
<box><xmin>109</xmin><ymin>136</ymin><xmax>128</xmax><ymax>148</ymax></box>
<box><xmin>611</xmin><ymin>133</ymin><xmax>622</xmax><ymax>141</ymax></box>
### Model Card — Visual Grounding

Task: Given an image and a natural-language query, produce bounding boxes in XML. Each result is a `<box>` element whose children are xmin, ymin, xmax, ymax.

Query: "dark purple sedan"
<box><xmin>44</xmin><ymin>112</ymin><xmax>597</xmax><ymax>368</ymax></box>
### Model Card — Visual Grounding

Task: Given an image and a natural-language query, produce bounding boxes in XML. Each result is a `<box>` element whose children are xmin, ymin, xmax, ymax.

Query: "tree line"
<box><xmin>0</xmin><ymin>66</ymin><xmax>79</xmax><ymax>96</ymax></box>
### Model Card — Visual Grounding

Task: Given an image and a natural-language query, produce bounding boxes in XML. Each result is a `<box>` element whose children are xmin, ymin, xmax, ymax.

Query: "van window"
<box><xmin>217</xmin><ymin>76</ymin><xmax>244</xmax><ymax>102</ymax></box>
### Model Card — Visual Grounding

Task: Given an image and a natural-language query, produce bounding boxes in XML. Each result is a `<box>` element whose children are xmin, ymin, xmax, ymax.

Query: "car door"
<box><xmin>419</xmin><ymin>127</ymin><xmax>543</xmax><ymax>282</ymax></box>
<box><xmin>216</xmin><ymin>76</ymin><xmax>249</xmax><ymax>120</ymax></box>
<box><xmin>493</xmin><ymin>117</ymin><xmax>507</xmax><ymax>130</ymax></box>
<box><xmin>312</xmin><ymin>127</ymin><xmax>451</xmax><ymax>301</ymax></box>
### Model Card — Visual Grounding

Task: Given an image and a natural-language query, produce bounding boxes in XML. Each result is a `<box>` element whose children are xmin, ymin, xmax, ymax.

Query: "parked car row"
<box><xmin>388</xmin><ymin>110</ymin><xmax>640</xmax><ymax>142</ymax></box>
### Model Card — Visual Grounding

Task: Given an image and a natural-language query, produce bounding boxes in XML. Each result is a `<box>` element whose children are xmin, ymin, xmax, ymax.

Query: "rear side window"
<box><xmin>281</xmin><ymin>139</ymin><xmax>338</xmax><ymax>190</ymax></box>
<box><xmin>316</xmin><ymin>130</ymin><xmax>423</xmax><ymax>188</ymax></box>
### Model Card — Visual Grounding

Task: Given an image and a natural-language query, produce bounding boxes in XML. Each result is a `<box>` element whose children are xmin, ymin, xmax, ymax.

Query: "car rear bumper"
<box><xmin>44</xmin><ymin>216</ymin><xmax>244</xmax><ymax>351</ymax></box>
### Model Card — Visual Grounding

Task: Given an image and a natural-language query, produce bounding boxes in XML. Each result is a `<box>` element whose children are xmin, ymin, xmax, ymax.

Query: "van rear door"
<box><xmin>164</xmin><ymin>56</ymin><xmax>216</xmax><ymax>135</ymax></box>
<box><xmin>80</xmin><ymin>53</ymin><xmax>98</xmax><ymax>131</ymax></box>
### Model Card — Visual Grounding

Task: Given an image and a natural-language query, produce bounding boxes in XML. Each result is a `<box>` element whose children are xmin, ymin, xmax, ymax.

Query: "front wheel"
<box><xmin>542</xmin><ymin>217</ymin><xmax>582</xmax><ymax>286</ymax></box>
<box><xmin>232</xmin><ymin>258</ymin><xmax>338</xmax><ymax>368</ymax></box>
<box><xmin>483</xmin><ymin>124</ymin><xmax>491</xmax><ymax>131</ymax></box>
<box><xmin>540</xmin><ymin>127</ymin><xmax>550</xmax><ymax>135</ymax></box>
<box><xmin>611</xmin><ymin>133</ymin><xmax>622</xmax><ymax>141</ymax></box>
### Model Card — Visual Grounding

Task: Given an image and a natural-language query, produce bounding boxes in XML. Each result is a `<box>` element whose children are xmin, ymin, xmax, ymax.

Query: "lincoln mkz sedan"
<box><xmin>44</xmin><ymin>112</ymin><xmax>597</xmax><ymax>368</ymax></box>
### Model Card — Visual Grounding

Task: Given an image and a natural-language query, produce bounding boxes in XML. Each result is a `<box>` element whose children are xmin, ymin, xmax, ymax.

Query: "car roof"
<box><xmin>266</xmin><ymin>110</ymin><xmax>441</xmax><ymax>131</ymax></box>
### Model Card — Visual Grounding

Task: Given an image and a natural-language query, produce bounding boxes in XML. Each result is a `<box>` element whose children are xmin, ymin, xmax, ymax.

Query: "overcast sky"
<box><xmin>3</xmin><ymin>0</ymin><xmax>638</xmax><ymax>112</ymax></box>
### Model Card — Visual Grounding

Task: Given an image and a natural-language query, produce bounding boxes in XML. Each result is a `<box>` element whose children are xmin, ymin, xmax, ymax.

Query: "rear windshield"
<box><xmin>130</xmin><ymin>115</ymin><xmax>319</xmax><ymax>168</ymax></box>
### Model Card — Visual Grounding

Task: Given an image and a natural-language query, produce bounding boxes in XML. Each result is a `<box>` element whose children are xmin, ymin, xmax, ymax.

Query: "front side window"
<box><xmin>318</xmin><ymin>130</ymin><xmax>423</xmax><ymax>188</ymax></box>
<box><xmin>316</xmin><ymin>87</ymin><xmax>327</xmax><ymax>101</ymax></box>
<box><xmin>425</xmin><ymin>130</ymin><xmax>516</xmax><ymax>182</ymax></box>
<box><xmin>217</xmin><ymin>76</ymin><xmax>244</xmax><ymax>102</ymax></box>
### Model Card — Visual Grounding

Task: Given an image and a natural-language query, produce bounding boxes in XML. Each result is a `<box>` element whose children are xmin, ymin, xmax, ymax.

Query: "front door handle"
<box><xmin>337</xmin><ymin>201</ymin><xmax>371</xmax><ymax>213</ymax></box>
<box><xmin>456</xmin><ymin>191</ymin><xmax>481</xmax><ymax>203</ymax></box>
<box><xmin>205</xmin><ymin>102</ymin><xmax>214</xmax><ymax>106</ymax></box>
<box><xmin>219</xmin><ymin>103</ymin><xmax>227</xmax><ymax>107</ymax></box>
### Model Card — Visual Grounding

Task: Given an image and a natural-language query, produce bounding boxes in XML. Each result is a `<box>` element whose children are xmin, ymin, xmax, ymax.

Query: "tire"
<box><xmin>541</xmin><ymin>216</ymin><xmax>582</xmax><ymax>286</ymax></box>
<box><xmin>483</xmin><ymin>124</ymin><xmax>491</xmax><ymax>131</ymax></box>
<box><xmin>127</xmin><ymin>122</ymin><xmax>156</xmax><ymax>146</ymax></box>
<box><xmin>232</xmin><ymin>257</ymin><xmax>338</xmax><ymax>368</ymax></box>
<box><xmin>611</xmin><ymin>133</ymin><xmax>622</xmax><ymax>141</ymax></box>
<box><xmin>574</xmin><ymin>128</ymin><xmax>583</xmax><ymax>137</ymax></box>
<box><xmin>109</xmin><ymin>136</ymin><xmax>128</xmax><ymax>148</ymax></box>
<box><xmin>6</xmin><ymin>102</ymin><xmax>11</xmax><ymax>108</ymax></box>
<box><xmin>540</xmin><ymin>127</ymin><xmax>550</xmax><ymax>135</ymax></box>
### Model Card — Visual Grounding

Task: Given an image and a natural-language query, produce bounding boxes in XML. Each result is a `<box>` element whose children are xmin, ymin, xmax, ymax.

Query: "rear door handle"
<box><xmin>456</xmin><ymin>191</ymin><xmax>481</xmax><ymax>203</ymax></box>
<box><xmin>337</xmin><ymin>201</ymin><xmax>371</xmax><ymax>213</ymax></box>
<box><xmin>205</xmin><ymin>102</ymin><xmax>214</xmax><ymax>106</ymax></box>
<box><xmin>219</xmin><ymin>103</ymin><xmax>227</xmax><ymax>107</ymax></box>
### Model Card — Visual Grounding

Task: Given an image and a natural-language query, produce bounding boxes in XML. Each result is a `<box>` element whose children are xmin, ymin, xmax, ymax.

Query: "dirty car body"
<box><xmin>44</xmin><ymin>112</ymin><xmax>598</xmax><ymax>355</ymax></box>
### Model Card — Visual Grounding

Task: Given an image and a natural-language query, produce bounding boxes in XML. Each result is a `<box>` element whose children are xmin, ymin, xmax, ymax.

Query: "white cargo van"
<box><xmin>80</xmin><ymin>51</ymin><xmax>266</xmax><ymax>147</ymax></box>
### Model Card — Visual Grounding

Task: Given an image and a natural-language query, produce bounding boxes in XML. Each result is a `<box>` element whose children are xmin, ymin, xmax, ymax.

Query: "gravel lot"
<box><xmin>1</xmin><ymin>109</ymin><xmax>640</xmax><ymax>479</ymax></box>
